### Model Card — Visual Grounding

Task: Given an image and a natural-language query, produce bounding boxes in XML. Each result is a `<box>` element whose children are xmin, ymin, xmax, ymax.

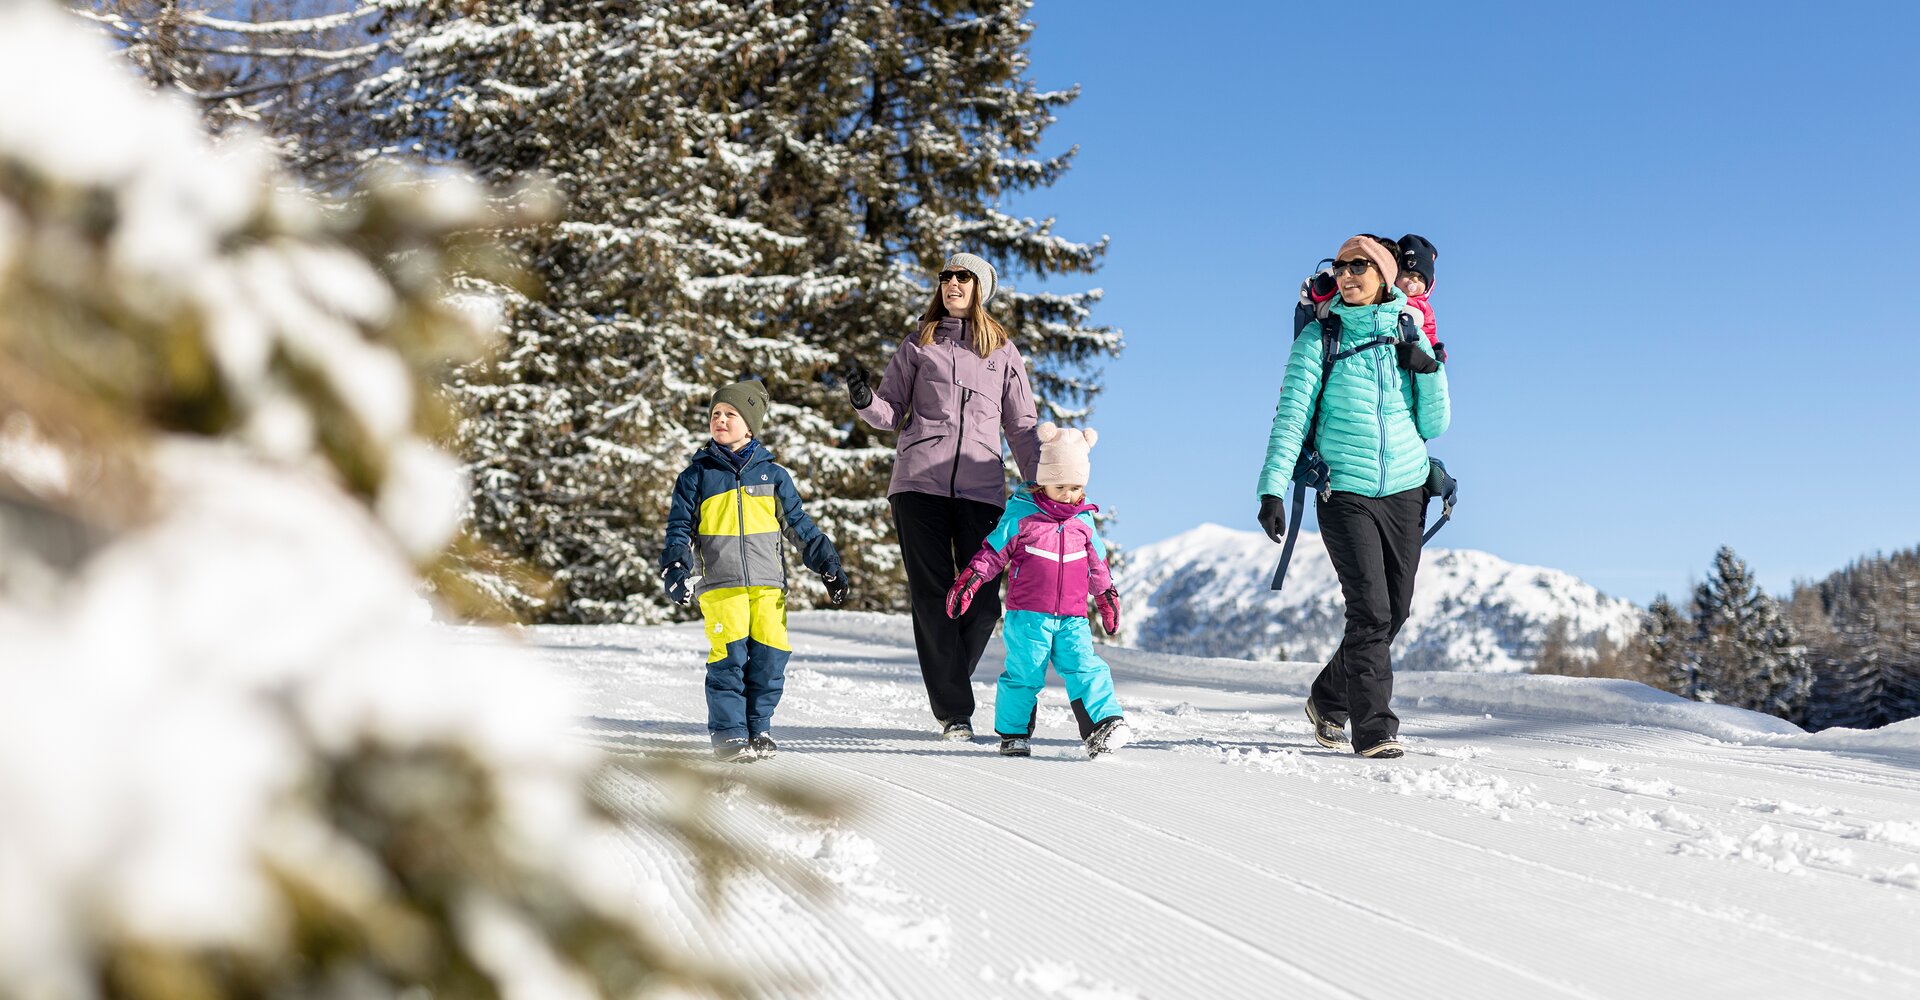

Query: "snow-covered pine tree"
<box><xmin>1800</xmin><ymin>548</ymin><xmax>1920</xmax><ymax>729</ymax></box>
<box><xmin>1759</xmin><ymin>594</ymin><xmax>1813</xmax><ymax>725</ymax></box>
<box><xmin>1638</xmin><ymin>594</ymin><xmax>1695</xmax><ymax>697</ymax></box>
<box><xmin>713</xmin><ymin>0</ymin><xmax>1120</xmax><ymax>615</ymax></box>
<box><xmin>77</xmin><ymin>0</ymin><xmax>407</xmax><ymax>180</ymax></box>
<box><xmin>337</xmin><ymin>0</ymin><xmax>1115</xmax><ymax>621</ymax></box>
<box><xmin>1690</xmin><ymin>546</ymin><xmax>1811</xmax><ymax>723</ymax></box>
<box><xmin>1</xmin><ymin>9</ymin><xmax>828</xmax><ymax>992</ymax></box>
<box><xmin>1802</xmin><ymin>565</ymin><xmax>1876</xmax><ymax>729</ymax></box>
<box><xmin>1891</xmin><ymin>551</ymin><xmax>1920</xmax><ymax>722</ymax></box>
<box><xmin>329</xmin><ymin>3</ymin><xmax>833</xmax><ymax>620</ymax></box>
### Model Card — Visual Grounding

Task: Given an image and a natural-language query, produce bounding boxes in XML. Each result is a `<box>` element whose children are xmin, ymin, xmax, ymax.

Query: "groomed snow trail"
<box><xmin>526</xmin><ymin>613</ymin><xmax>1920</xmax><ymax>999</ymax></box>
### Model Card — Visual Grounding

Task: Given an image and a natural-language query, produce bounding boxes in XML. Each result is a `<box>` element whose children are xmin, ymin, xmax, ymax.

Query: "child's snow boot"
<box><xmin>749</xmin><ymin>733</ymin><xmax>778</xmax><ymax>758</ymax></box>
<box><xmin>713</xmin><ymin>738</ymin><xmax>756</xmax><ymax>763</ymax></box>
<box><xmin>998</xmin><ymin>736</ymin><xmax>1031</xmax><ymax>757</ymax></box>
<box><xmin>1304</xmin><ymin>698</ymin><xmax>1350</xmax><ymax>750</ymax></box>
<box><xmin>941</xmin><ymin>719</ymin><xmax>975</xmax><ymax>743</ymax></box>
<box><xmin>1084</xmin><ymin>717</ymin><xmax>1131</xmax><ymax>759</ymax></box>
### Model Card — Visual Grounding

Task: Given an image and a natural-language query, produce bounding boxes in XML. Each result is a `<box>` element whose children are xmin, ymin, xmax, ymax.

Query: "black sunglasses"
<box><xmin>937</xmin><ymin>269</ymin><xmax>976</xmax><ymax>285</ymax></box>
<box><xmin>1332</xmin><ymin>258</ymin><xmax>1376</xmax><ymax>277</ymax></box>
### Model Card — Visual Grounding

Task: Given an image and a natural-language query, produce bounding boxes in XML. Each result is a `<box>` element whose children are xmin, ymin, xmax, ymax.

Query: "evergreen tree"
<box><xmin>1799</xmin><ymin>548</ymin><xmax>1920</xmax><ymax>729</ymax></box>
<box><xmin>1638</xmin><ymin>594</ymin><xmax>1694</xmax><ymax>697</ymax></box>
<box><xmin>79</xmin><ymin>0</ymin><xmax>404</xmax><ymax>179</ymax></box>
<box><xmin>1</xmin><ymin>10</ymin><xmax>826</xmax><ymax>992</ymax></box>
<box><xmin>1803</xmin><ymin>567</ymin><xmax>1876</xmax><ymax>729</ymax></box>
<box><xmin>335</xmin><ymin>0</ymin><xmax>1115</xmax><ymax>621</ymax></box>
<box><xmin>1690</xmin><ymin>546</ymin><xmax>1810</xmax><ymax>723</ymax></box>
<box><xmin>1894</xmin><ymin>558</ymin><xmax>1920</xmax><ymax>720</ymax></box>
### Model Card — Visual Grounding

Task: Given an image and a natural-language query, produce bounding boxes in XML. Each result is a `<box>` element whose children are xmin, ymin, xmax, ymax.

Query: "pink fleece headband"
<box><xmin>1337</xmin><ymin>235</ymin><xmax>1398</xmax><ymax>288</ymax></box>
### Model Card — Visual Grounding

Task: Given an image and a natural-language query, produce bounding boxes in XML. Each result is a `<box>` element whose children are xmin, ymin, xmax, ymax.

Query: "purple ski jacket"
<box><xmin>962</xmin><ymin>489</ymin><xmax>1111</xmax><ymax>617</ymax></box>
<box><xmin>856</xmin><ymin>317</ymin><xmax>1041</xmax><ymax>508</ymax></box>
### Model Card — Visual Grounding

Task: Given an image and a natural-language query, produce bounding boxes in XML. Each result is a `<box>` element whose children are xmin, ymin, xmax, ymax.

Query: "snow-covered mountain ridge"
<box><xmin>1116</xmin><ymin>523</ymin><xmax>1640</xmax><ymax>672</ymax></box>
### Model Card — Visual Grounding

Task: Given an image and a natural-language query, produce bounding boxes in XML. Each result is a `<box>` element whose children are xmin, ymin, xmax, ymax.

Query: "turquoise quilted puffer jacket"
<box><xmin>1256</xmin><ymin>286</ymin><xmax>1449</xmax><ymax>500</ymax></box>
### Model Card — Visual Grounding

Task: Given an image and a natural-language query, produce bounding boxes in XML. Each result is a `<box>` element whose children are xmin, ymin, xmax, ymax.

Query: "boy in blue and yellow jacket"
<box><xmin>662</xmin><ymin>379</ymin><xmax>849</xmax><ymax>762</ymax></box>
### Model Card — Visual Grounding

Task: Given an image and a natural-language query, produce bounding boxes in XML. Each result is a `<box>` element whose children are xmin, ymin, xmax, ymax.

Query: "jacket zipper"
<box><xmin>950</xmin><ymin>382</ymin><xmax>972</xmax><ymax>497</ymax></box>
<box><xmin>734</xmin><ymin>465</ymin><xmax>750</xmax><ymax>586</ymax></box>
<box><xmin>1372</xmin><ymin>331</ymin><xmax>1390</xmax><ymax>494</ymax></box>
<box><xmin>1056</xmin><ymin>522</ymin><xmax>1067</xmax><ymax>615</ymax></box>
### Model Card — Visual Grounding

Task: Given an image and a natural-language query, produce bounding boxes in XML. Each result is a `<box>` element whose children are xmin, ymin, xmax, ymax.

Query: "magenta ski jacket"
<box><xmin>1403</xmin><ymin>289</ymin><xmax>1439</xmax><ymax>347</ymax></box>
<box><xmin>856</xmin><ymin>317</ymin><xmax>1042</xmax><ymax>508</ymax></box>
<box><xmin>962</xmin><ymin>489</ymin><xmax>1111</xmax><ymax>617</ymax></box>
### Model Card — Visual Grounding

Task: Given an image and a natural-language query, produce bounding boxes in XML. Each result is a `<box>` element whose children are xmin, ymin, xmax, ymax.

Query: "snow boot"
<box><xmin>713</xmin><ymin>738</ymin><xmax>756</xmax><ymax>763</ymax></box>
<box><xmin>749</xmin><ymin>733</ymin><xmax>778</xmax><ymax>758</ymax></box>
<box><xmin>1304</xmin><ymin>698</ymin><xmax>1350</xmax><ymax>750</ymax></box>
<box><xmin>999</xmin><ymin>736</ymin><xmax>1031</xmax><ymax>757</ymax></box>
<box><xmin>941</xmin><ymin>719</ymin><xmax>975</xmax><ymax>743</ymax></box>
<box><xmin>1356</xmin><ymin>738</ymin><xmax>1405</xmax><ymax>759</ymax></box>
<box><xmin>1084</xmin><ymin>717</ymin><xmax>1132</xmax><ymax>759</ymax></box>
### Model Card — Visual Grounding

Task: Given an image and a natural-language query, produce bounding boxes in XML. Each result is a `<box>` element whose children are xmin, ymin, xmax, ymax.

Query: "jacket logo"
<box><xmin>987</xmin><ymin>360</ymin><xmax>997</xmax><ymax>371</ymax></box>
<box><xmin>761</xmin><ymin>474</ymin><xmax>768</xmax><ymax>481</ymax></box>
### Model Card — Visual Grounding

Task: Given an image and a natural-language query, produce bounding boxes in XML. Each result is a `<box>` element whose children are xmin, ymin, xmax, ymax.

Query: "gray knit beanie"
<box><xmin>710</xmin><ymin>379</ymin><xmax>771</xmax><ymax>437</ymax></box>
<box><xmin>942</xmin><ymin>252</ymin><xmax>997</xmax><ymax>305</ymax></box>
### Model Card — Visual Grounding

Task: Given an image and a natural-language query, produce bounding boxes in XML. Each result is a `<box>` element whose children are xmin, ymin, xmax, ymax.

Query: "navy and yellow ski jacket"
<box><xmin>662</xmin><ymin>441</ymin><xmax>841</xmax><ymax>597</ymax></box>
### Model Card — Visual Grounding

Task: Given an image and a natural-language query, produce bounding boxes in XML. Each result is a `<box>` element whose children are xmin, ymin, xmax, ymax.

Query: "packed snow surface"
<box><xmin>521</xmin><ymin>612</ymin><xmax>1920</xmax><ymax>998</ymax></box>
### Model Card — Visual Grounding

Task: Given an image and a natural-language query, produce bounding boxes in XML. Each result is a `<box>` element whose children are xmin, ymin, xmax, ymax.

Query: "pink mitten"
<box><xmin>1094</xmin><ymin>588</ymin><xmax>1120</xmax><ymax>634</ymax></box>
<box><xmin>947</xmin><ymin>569</ymin><xmax>984</xmax><ymax>619</ymax></box>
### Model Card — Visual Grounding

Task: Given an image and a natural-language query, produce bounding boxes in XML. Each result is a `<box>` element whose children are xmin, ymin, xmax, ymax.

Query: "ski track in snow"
<box><xmin>505</xmin><ymin>614</ymin><xmax>1920</xmax><ymax>999</ymax></box>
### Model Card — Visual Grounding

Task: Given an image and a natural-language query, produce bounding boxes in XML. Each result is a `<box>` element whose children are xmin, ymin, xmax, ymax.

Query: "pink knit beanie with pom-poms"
<box><xmin>1035</xmin><ymin>422</ymin><xmax>1098</xmax><ymax>486</ymax></box>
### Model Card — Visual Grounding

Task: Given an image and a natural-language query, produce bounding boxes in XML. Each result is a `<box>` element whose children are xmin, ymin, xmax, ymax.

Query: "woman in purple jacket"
<box><xmin>846</xmin><ymin>253</ymin><xmax>1042</xmax><ymax>741</ymax></box>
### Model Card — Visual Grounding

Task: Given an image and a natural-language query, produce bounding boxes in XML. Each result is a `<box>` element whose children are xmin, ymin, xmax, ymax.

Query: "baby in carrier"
<box><xmin>1299</xmin><ymin>233</ymin><xmax>1445</xmax><ymax>363</ymax></box>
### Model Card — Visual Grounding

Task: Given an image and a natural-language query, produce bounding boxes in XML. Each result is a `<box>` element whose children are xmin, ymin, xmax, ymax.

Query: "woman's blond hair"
<box><xmin>916</xmin><ymin>284</ymin><xmax>1009</xmax><ymax>357</ymax></box>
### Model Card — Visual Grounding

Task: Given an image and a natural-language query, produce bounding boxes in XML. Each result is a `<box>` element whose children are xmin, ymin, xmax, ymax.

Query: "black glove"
<box><xmin>823</xmin><ymin>568</ymin><xmax>850</xmax><ymax>605</ymax></box>
<box><xmin>1257</xmin><ymin>494</ymin><xmax>1288</xmax><ymax>544</ymax></box>
<box><xmin>1397</xmin><ymin>341</ymin><xmax>1440</xmax><ymax>374</ymax></box>
<box><xmin>845</xmin><ymin>363</ymin><xmax>873</xmax><ymax>410</ymax></box>
<box><xmin>661</xmin><ymin>559</ymin><xmax>692</xmax><ymax>606</ymax></box>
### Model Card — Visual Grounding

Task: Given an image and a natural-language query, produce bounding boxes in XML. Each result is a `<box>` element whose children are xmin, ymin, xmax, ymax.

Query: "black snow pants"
<box><xmin>1309</xmin><ymin>487</ymin><xmax>1426</xmax><ymax>751</ymax></box>
<box><xmin>891</xmin><ymin>491</ymin><xmax>1004</xmax><ymax>726</ymax></box>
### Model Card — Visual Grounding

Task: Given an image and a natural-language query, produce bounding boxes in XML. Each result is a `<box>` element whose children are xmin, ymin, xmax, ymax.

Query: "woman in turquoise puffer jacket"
<box><xmin>1255</xmin><ymin>234</ymin><xmax>1449</xmax><ymax>759</ymax></box>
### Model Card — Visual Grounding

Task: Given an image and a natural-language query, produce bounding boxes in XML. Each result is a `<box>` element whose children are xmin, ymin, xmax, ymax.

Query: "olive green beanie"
<box><xmin>710</xmin><ymin>379</ymin><xmax>771</xmax><ymax>437</ymax></box>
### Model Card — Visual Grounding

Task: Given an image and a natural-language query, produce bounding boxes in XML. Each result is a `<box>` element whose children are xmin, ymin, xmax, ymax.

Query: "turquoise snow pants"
<box><xmin>993</xmin><ymin>611</ymin><xmax>1123</xmax><ymax>740</ymax></box>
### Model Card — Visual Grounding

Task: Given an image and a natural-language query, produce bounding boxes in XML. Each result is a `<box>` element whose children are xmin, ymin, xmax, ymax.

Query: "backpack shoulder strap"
<box><xmin>1273</xmin><ymin>312</ymin><xmax>1343</xmax><ymax>594</ymax></box>
<box><xmin>1317</xmin><ymin>314</ymin><xmax>1342</xmax><ymax>380</ymax></box>
<box><xmin>1299</xmin><ymin>313</ymin><xmax>1341</xmax><ymax>456</ymax></box>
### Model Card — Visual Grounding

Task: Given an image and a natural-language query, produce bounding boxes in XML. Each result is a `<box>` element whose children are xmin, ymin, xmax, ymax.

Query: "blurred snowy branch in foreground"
<box><xmin>0</xmin><ymin>6</ymin><xmax>828</xmax><ymax>997</ymax></box>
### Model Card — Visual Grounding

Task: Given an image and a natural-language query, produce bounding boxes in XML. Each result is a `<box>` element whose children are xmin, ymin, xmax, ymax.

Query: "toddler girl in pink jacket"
<box><xmin>1394</xmin><ymin>233</ymin><xmax>1445</xmax><ymax>361</ymax></box>
<box><xmin>946</xmin><ymin>423</ymin><xmax>1130</xmax><ymax>759</ymax></box>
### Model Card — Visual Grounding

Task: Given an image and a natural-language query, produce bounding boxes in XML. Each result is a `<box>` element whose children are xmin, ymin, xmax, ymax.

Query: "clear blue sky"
<box><xmin>1007</xmin><ymin>0</ymin><xmax>1920</xmax><ymax>605</ymax></box>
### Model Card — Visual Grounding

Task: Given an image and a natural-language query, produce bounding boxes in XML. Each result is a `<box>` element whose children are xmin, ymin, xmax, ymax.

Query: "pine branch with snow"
<box><xmin>0</xmin><ymin>8</ymin><xmax>831</xmax><ymax>997</ymax></box>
